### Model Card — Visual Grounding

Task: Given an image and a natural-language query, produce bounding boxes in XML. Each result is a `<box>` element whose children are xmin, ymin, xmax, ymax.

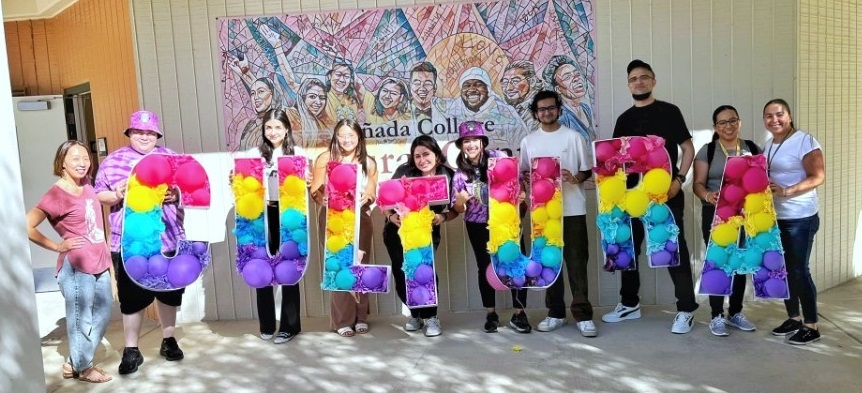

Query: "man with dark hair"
<box><xmin>408</xmin><ymin>61</ymin><xmax>450</xmax><ymax>124</ymax></box>
<box><xmin>520</xmin><ymin>90</ymin><xmax>595</xmax><ymax>336</ymax></box>
<box><xmin>543</xmin><ymin>55</ymin><xmax>595</xmax><ymax>143</ymax></box>
<box><xmin>603</xmin><ymin>59</ymin><xmax>699</xmax><ymax>334</ymax></box>
<box><xmin>501</xmin><ymin>60</ymin><xmax>543</xmax><ymax>131</ymax></box>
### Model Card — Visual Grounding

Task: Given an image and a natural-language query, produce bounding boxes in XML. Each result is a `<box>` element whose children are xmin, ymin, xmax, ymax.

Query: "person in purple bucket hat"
<box><xmin>94</xmin><ymin>110</ymin><xmax>187</xmax><ymax>375</ymax></box>
<box><xmin>450</xmin><ymin>120</ymin><xmax>532</xmax><ymax>334</ymax></box>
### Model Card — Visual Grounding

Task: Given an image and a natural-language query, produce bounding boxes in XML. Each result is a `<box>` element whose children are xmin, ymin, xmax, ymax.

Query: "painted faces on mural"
<box><xmin>330</xmin><ymin>65</ymin><xmax>353</xmax><ymax>95</ymax></box>
<box><xmin>378</xmin><ymin>81</ymin><xmax>403</xmax><ymax>110</ymax></box>
<box><xmin>304</xmin><ymin>85</ymin><xmax>326</xmax><ymax>117</ymax></box>
<box><xmin>461</xmin><ymin>79</ymin><xmax>489</xmax><ymax>112</ymax></box>
<box><xmin>410</xmin><ymin>71</ymin><xmax>436</xmax><ymax>108</ymax></box>
<box><xmin>128</xmin><ymin>129</ymin><xmax>159</xmax><ymax>154</ymax></box>
<box><xmin>336</xmin><ymin>124</ymin><xmax>359</xmax><ymax>155</ymax></box>
<box><xmin>264</xmin><ymin>118</ymin><xmax>288</xmax><ymax>147</ymax></box>
<box><xmin>412</xmin><ymin>145</ymin><xmax>437</xmax><ymax>175</ymax></box>
<box><xmin>501</xmin><ymin>67</ymin><xmax>530</xmax><ymax>105</ymax></box>
<box><xmin>554</xmin><ymin>64</ymin><xmax>586</xmax><ymax>101</ymax></box>
<box><xmin>251</xmin><ymin>80</ymin><xmax>274</xmax><ymax>113</ymax></box>
<box><xmin>535</xmin><ymin>97</ymin><xmax>561</xmax><ymax>127</ymax></box>
<box><xmin>63</xmin><ymin>145</ymin><xmax>92</xmax><ymax>182</ymax></box>
<box><xmin>627</xmin><ymin>66</ymin><xmax>655</xmax><ymax>101</ymax></box>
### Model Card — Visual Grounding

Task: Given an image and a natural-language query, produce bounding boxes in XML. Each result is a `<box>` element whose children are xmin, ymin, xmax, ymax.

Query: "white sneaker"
<box><xmin>259</xmin><ymin>333</ymin><xmax>273</xmax><ymax>341</ymax></box>
<box><xmin>424</xmin><ymin>317</ymin><xmax>442</xmax><ymax>337</ymax></box>
<box><xmin>671</xmin><ymin>311</ymin><xmax>694</xmax><ymax>334</ymax></box>
<box><xmin>576</xmin><ymin>320</ymin><xmax>598</xmax><ymax>337</ymax></box>
<box><xmin>536</xmin><ymin>317</ymin><xmax>567</xmax><ymax>332</ymax></box>
<box><xmin>601</xmin><ymin>303</ymin><xmax>641</xmax><ymax>323</ymax></box>
<box><xmin>405</xmin><ymin>317</ymin><xmax>424</xmax><ymax>332</ymax></box>
<box><xmin>709</xmin><ymin>316</ymin><xmax>729</xmax><ymax>336</ymax></box>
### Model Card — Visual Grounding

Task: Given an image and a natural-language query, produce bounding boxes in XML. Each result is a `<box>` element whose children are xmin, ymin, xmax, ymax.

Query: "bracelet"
<box><xmin>675</xmin><ymin>174</ymin><xmax>686</xmax><ymax>183</ymax></box>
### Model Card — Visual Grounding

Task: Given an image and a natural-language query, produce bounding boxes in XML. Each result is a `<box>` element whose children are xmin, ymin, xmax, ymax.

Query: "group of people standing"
<box><xmin>25</xmin><ymin>59</ymin><xmax>825</xmax><ymax>384</ymax></box>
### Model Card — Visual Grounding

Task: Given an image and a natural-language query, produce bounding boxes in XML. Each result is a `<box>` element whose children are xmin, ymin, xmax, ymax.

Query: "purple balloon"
<box><xmin>279</xmin><ymin>241</ymin><xmax>301</xmax><ymax>260</ymax></box>
<box><xmin>409</xmin><ymin>286</ymin><xmax>430</xmax><ymax>306</ymax></box>
<box><xmin>664</xmin><ymin>241</ymin><xmax>678</xmax><ymax>253</ymax></box>
<box><xmin>701</xmin><ymin>270</ymin><xmax>732</xmax><ymax>294</ymax></box>
<box><xmin>512</xmin><ymin>275</ymin><xmax>526</xmax><ymax>287</ymax></box>
<box><xmin>361</xmin><ymin>268</ymin><xmax>386</xmax><ymax>289</ymax></box>
<box><xmin>753</xmin><ymin>267</ymin><xmax>770</xmax><ymax>282</ymax></box>
<box><xmin>496</xmin><ymin>267</ymin><xmax>508</xmax><ymax>278</ymax></box>
<box><xmin>413</xmin><ymin>264</ymin><xmax>434</xmax><ymax>285</ymax></box>
<box><xmin>125</xmin><ymin>255</ymin><xmax>148</xmax><ymax>281</ymax></box>
<box><xmin>650</xmin><ymin>250</ymin><xmax>673</xmax><ymax>266</ymax></box>
<box><xmin>615</xmin><ymin>252</ymin><xmax>633</xmax><ymax>269</ymax></box>
<box><xmin>167</xmin><ymin>254</ymin><xmax>203</xmax><ymax>288</ymax></box>
<box><xmin>242</xmin><ymin>259</ymin><xmax>273</xmax><ymax>288</ymax></box>
<box><xmin>192</xmin><ymin>241</ymin><xmax>208</xmax><ymax>255</ymax></box>
<box><xmin>536</xmin><ymin>278</ymin><xmax>547</xmax><ymax>287</ymax></box>
<box><xmin>764</xmin><ymin>278</ymin><xmax>788</xmax><ymax>298</ymax></box>
<box><xmin>605</xmin><ymin>243</ymin><xmax>620</xmax><ymax>256</ymax></box>
<box><xmin>250</xmin><ymin>247</ymin><xmax>269</xmax><ymax>260</ymax></box>
<box><xmin>763</xmin><ymin>251</ymin><xmax>784</xmax><ymax>271</ymax></box>
<box><xmin>147</xmin><ymin>254</ymin><xmax>170</xmax><ymax>277</ymax></box>
<box><xmin>541</xmin><ymin>267</ymin><xmax>557</xmax><ymax>283</ymax></box>
<box><xmin>525</xmin><ymin>261</ymin><xmax>543</xmax><ymax>278</ymax></box>
<box><xmin>274</xmin><ymin>261</ymin><xmax>301</xmax><ymax>285</ymax></box>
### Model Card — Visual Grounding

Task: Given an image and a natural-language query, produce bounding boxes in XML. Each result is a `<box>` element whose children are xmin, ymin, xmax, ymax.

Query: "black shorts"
<box><xmin>111</xmin><ymin>252</ymin><xmax>185</xmax><ymax>314</ymax></box>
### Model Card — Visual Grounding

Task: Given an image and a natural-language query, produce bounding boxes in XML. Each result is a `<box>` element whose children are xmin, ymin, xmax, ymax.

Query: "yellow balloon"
<box><xmin>751</xmin><ymin>211</ymin><xmax>775</xmax><ymax>233</ymax></box>
<box><xmin>327</xmin><ymin>212</ymin><xmax>345</xmax><ymax>233</ymax></box>
<box><xmin>624</xmin><ymin>190</ymin><xmax>650</xmax><ymax>217</ymax></box>
<box><xmin>599</xmin><ymin>177</ymin><xmax>626</xmax><ymax>203</ymax></box>
<box><xmin>545</xmin><ymin>199</ymin><xmax>563</xmax><ymax>220</ymax></box>
<box><xmin>744</xmin><ymin>193</ymin><xmax>766</xmax><ymax>215</ymax></box>
<box><xmin>544</xmin><ymin>220</ymin><xmax>563</xmax><ymax>243</ymax></box>
<box><xmin>488</xmin><ymin>230</ymin><xmax>509</xmax><ymax>253</ymax></box>
<box><xmin>711</xmin><ymin>223</ymin><xmax>739</xmax><ymax>247</ymax></box>
<box><xmin>643</xmin><ymin>168</ymin><xmax>672</xmax><ymax>195</ymax></box>
<box><xmin>341</xmin><ymin>209</ymin><xmax>356</xmax><ymax>228</ymax></box>
<box><xmin>531</xmin><ymin>207</ymin><xmax>549</xmax><ymax>224</ymax></box>
<box><xmin>282</xmin><ymin>176</ymin><xmax>306</xmax><ymax>196</ymax></box>
<box><xmin>236</xmin><ymin>193</ymin><xmax>264</xmax><ymax>219</ymax></box>
<box><xmin>126</xmin><ymin>186</ymin><xmax>159</xmax><ymax>213</ymax></box>
<box><xmin>326</xmin><ymin>235</ymin><xmax>347</xmax><ymax>253</ymax></box>
<box><xmin>243</xmin><ymin>177</ymin><xmax>262</xmax><ymax>193</ymax></box>
<box><xmin>405</xmin><ymin>230</ymin><xmax>432</xmax><ymax>249</ymax></box>
<box><xmin>491</xmin><ymin>201</ymin><xmax>517</xmax><ymax>226</ymax></box>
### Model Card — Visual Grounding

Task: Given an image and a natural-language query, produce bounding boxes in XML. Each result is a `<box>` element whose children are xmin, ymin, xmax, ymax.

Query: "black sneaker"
<box><xmin>771</xmin><ymin>319</ymin><xmax>803</xmax><ymax>336</ymax></box>
<box><xmin>788</xmin><ymin>327</ymin><xmax>821</xmax><ymax>345</ymax></box>
<box><xmin>509</xmin><ymin>312</ymin><xmax>532</xmax><ymax>334</ymax></box>
<box><xmin>118</xmin><ymin>347</ymin><xmax>144</xmax><ymax>375</ymax></box>
<box><xmin>160</xmin><ymin>337</ymin><xmax>185</xmax><ymax>361</ymax></box>
<box><xmin>483</xmin><ymin>312</ymin><xmax>499</xmax><ymax>333</ymax></box>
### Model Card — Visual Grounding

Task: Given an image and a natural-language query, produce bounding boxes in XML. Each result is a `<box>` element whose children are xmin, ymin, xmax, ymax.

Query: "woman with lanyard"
<box><xmin>693</xmin><ymin>105</ymin><xmax>761</xmax><ymax>336</ymax></box>
<box><xmin>451</xmin><ymin>121</ymin><xmax>532</xmax><ymax>334</ymax></box>
<box><xmin>762</xmin><ymin>99</ymin><xmax>825</xmax><ymax>345</ymax></box>
<box><xmin>382</xmin><ymin>135</ymin><xmax>457</xmax><ymax>337</ymax></box>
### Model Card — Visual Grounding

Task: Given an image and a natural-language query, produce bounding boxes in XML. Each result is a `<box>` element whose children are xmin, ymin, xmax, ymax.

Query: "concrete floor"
<box><xmin>37</xmin><ymin>278</ymin><xmax>862</xmax><ymax>393</ymax></box>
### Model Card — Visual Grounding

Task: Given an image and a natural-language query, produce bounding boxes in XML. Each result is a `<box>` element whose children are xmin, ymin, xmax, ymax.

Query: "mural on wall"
<box><xmin>218</xmin><ymin>0</ymin><xmax>596</xmax><ymax>175</ymax></box>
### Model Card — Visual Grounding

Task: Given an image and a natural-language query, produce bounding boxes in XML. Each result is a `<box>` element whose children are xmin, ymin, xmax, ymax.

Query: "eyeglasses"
<box><xmin>500</xmin><ymin>77</ymin><xmax>524</xmax><ymax>86</ymax></box>
<box><xmin>537</xmin><ymin>106</ymin><xmax>558</xmax><ymax>113</ymax></box>
<box><xmin>715</xmin><ymin>118</ymin><xmax>740</xmax><ymax>128</ymax></box>
<box><xmin>627</xmin><ymin>75</ymin><xmax>654</xmax><ymax>84</ymax></box>
<box><xmin>379</xmin><ymin>88</ymin><xmax>402</xmax><ymax>98</ymax></box>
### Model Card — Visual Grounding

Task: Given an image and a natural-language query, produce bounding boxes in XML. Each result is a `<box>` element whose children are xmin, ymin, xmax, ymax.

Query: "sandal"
<box><xmin>336</xmin><ymin>326</ymin><xmax>355</xmax><ymax>337</ymax></box>
<box><xmin>355</xmin><ymin>322</ymin><xmax>369</xmax><ymax>334</ymax></box>
<box><xmin>78</xmin><ymin>366</ymin><xmax>112</xmax><ymax>383</ymax></box>
<box><xmin>62</xmin><ymin>362</ymin><xmax>78</xmax><ymax>379</ymax></box>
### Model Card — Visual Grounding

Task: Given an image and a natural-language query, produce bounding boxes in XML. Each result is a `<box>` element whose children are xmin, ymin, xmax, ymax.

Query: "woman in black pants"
<box><xmin>382</xmin><ymin>135</ymin><xmax>456</xmax><ymax>337</ymax></box>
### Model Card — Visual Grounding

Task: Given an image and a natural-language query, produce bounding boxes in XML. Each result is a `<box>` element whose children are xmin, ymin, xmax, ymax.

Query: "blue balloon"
<box><xmin>648</xmin><ymin>225</ymin><xmax>671</xmax><ymax>243</ymax></box>
<box><xmin>497</xmin><ymin>241</ymin><xmax>521</xmax><ymax>264</ymax></box>
<box><xmin>532</xmin><ymin>236</ymin><xmax>547</xmax><ymax>250</ymax></box>
<box><xmin>281</xmin><ymin>208</ymin><xmax>306</xmax><ymax>231</ymax></box>
<box><xmin>325</xmin><ymin>256</ymin><xmax>342</xmax><ymax>272</ymax></box>
<box><xmin>648</xmin><ymin>204</ymin><xmax>670</xmax><ymax>224</ymax></box>
<box><xmin>706</xmin><ymin>245</ymin><xmax>729</xmax><ymax>267</ymax></box>
<box><xmin>540</xmin><ymin>246</ymin><xmax>562</xmax><ymax>268</ymax></box>
<box><xmin>335</xmin><ymin>269</ymin><xmax>356</xmax><ymax>290</ymax></box>
<box><xmin>404</xmin><ymin>249</ymin><xmax>424</xmax><ymax>268</ymax></box>
<box><xmin>615</xmin><ymin>225</ymin><xmax>632</xmax><ymax>243</ymax></box>
<box><xmin>290</xmin><ymin>228</ymin><xmax>308</xmax><ymax>244</ymax></box>
<box><xmin>611</xmin><ymin>206</ymin><xmax>625</xmax><ymax>219</ymax></box>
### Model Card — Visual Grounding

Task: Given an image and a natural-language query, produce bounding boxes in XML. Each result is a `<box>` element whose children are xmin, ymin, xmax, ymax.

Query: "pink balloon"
<box><xmin>628</xmin><ymin>138</ymin><xmax>647</xmax><ymax>159</ymax></box>
<box><xmin>742</xmin><ymin>167</ymin><xmax>769</xmax><ymax>193</ymax></box>
<box><xmin>595</xmin><ymin>141</ymin><xmax>616</xmax><ymax>164</ymax></box>
<box><xmin>234</xmin><ymin>159</ymin><xmax>255</xmax><ymax>176</ymax></box>
<box><xmin>724</xmin><ymin>158</ymin><xmax>748</xmax><ymax>181</ymax></box>
<box><xmin>134</xmin><ymin>154</ymin><xmax>172</xmax><ymax>187</ymax></box>
<box><xmin>403</xmin><ymin>195</ymin><xmax>422</xmax><ymax>211</ymax></box>
<box><xmin>716</xmin><ymin>205</ymin><xmax>739</xmax><ymax>222</ymax></box>
<box><xmin>191</xmin><ymin>189</ymin><xmax>210</xmax><ymax>206</ymax></box>
<box><xmin>534</xmin><ymin>158</ymin><xmax>558</xmax><ymax>179</ymax></box>
<box><xmin>491</xmin><ymin>187</ymin><xmax>511</xmax><ymax>203</ymax></box>
<box><xmin>330</xmin><ymin>165</ymin><xmax>357</xmax><ymax>192</ymax></box>
<box><xmin>646</xmin><ymin>148</ymin><xmax>669</xmax><ymax>168</ymax></box>
<box><xmin>532</xmin><ymin>179</ymin><xmax>555</xmax><ymax>204</ymax></box>
<box><xmin>485</xmin><ymin>264</ymin><xmax>508</xmax><ymax>290</ymax></box>
<box><xmin>492</xmin><ymin>158</ymin><xmax>517</xmax><ymax>183</ymax></box>
<box><xmin>722</xmin><ymin>184</ymin><xmax>746</xmax><ymax>204</ymax></box>
<box><xmin>378</xmin><ymin>180</ymin><xmax>406</xmax><ymax>207</ymax></box>
<box><xmin>411</xmin><ymin>179</ymin><xmax>430</xmax><ymax>195</ymax></box>
<box><xmin>175</xmin><ymin>161</ymin><xmax>207</xmax><ymax>191</ymax></box>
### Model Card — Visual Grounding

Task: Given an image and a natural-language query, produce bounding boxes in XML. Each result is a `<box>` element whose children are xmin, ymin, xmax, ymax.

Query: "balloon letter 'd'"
<box><xmin>378</xmin><ymin>175</ymin><xmax>450</xmax><ymax>307</ymax></box>
<box><xmin>122</xmin><ymin>154</ymin><xmax>211</xmax><ymax>291</ymax></box>
<box><xmin>699</xmin><ymin>155</ymin><xmax>789</xmax><ymax>299</ymax></box>
<box><xmin>593</xmin><ymin>136</ymin><xmax>680</xmax><ymax>271</ymax></box>
<box><xmin>321</xmin><ymin>162</ymin><xmax>390</xmax><ymax>293</ymax></box>
<box><xmin>232</xmin><ymin>156</ymin><xmax>310</xmax><ymax>288</ymax></box>
<box><xmin>486</xmin><ymin>156</ymin><xmax>563</xmax><ymax>289</ymax></box>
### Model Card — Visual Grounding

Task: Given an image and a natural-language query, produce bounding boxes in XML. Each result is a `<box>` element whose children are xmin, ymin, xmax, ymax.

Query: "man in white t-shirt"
<box><xmin>519</xmin><ymin>90</ymin><xmax>596</xmax><ymax>337</ymax></box>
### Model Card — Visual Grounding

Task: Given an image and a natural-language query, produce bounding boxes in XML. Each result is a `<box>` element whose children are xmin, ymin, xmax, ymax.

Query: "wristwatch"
<box><xmin>675</xmin><ymin>174</ymin><xmax>686</xmax><ymax>183</ymax></box>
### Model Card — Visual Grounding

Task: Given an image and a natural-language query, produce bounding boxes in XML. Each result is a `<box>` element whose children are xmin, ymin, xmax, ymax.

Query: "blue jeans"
<box><xmin>778</xmin><ymin>214</ymin><xmax>820</xmax><ymax>324</ymax></box>
<box><xmin>58</xmin><ymin>257</ymin><xmax>113</xmax><ymax>372</ymax></box>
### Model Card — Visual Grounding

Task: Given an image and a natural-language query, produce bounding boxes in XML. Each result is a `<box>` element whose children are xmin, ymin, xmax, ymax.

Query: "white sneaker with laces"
<box><xmin>405</xmin><ymin>317</ymin><xmax>424</xmax><ymax>332</ymax></box>
<box><xmin>424</xmin><ymin>317</ymin><xmax>442</xmax><ymax>337</ymax></box>
<box><xmin>259</xmin><ymin>333</ymin><xmax>273</xmax><ymax>341</ymax></box>
<box><xmin>709</xmin><ymin>316</ymin><xmax>729</xmax><ymax>336</ymax></box>
<box><xmin>536</xmin><ymin>317</ymin><xmax>567</xmax><ymax>332</ymax></box>
<box><xmin>576</xmin><ymin>320</ymin><xmax>598</xmax><ymax>337</ymax></box>
<box><xmin>601</xmin><ymin>303</ymin><xmax>641</xmax><ymax>323</ymax></box>
<box><xmin>671</xmin><ymin>311</ymin><xmax>694</xmax><ymax>334</ymax></box>
<box><xmin>727</xmin><ymin>312</ymin><xmax>756</xmax><ymax>331</ymax></box>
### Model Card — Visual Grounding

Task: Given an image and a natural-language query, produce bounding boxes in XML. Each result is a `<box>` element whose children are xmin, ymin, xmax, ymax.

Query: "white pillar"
<box><xmin>0</xmin><ymin>3</ymin><xmax>49</xmax><ymax>391</ymax></box>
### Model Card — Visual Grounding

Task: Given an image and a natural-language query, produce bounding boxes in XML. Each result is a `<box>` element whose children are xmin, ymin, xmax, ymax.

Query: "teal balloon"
<box><xmin>540</xmin><ymin>246</ymin><xmax>562</xmax><ymax>268</ymax></box>
<box><xmin>281</xmin><ymin>209</ymin><xmax>306</xmax><ymax>231</ymax></box>
<box><xmin>611</xmin><ymin>206</ymin><xmax>625</xmax><ymax>219</ymax></box>
<box><xmin>498</xmin><ymin>241</ymin><xmax>521</xmax><ymax>264</ymax></box>
<box><xmin>648</xmin><ymin>204</ymin><xmax>670</xmax><ymax>223</ymax></box>
<box><xmin>325</xmin><ymin>256</ymin><xmax>342</xmax><ymax>272</ymax></box>
<box><xmin>335</xmin><ymin>269</ymin><xmax>356</xmax><ymax>290</ymax></box>
<box><xmin>754</xmin><ymin>232</ymin><xmax>774</xmax><ymax>249</ymax></box>
<box><xmin>743</xmin><ymin>248</ymin><xmax>763</xmax><ymax>267</ymax></box>
<box><xmin>706</xmin><ymin>245</ymin><xmax>729</xmax><ymax>267</ymax></box>
<box><xmin>615</xmin><ymin>225</ymin><xmax>632</xmax><ymax>243</ymax></box>
<box><xmin>404</xmin><ymin>249</ymin><xmax>423</xmax><ymax>268</ymax></box>
<box><xmin>532</xmin><ymin>236</ymin><xmax>547</xmax><ymax>250</ymax></box>
<box><xmin>649</xmin><ymin>225</ymin><xmax>671</xmax><ymax>243</ymax></box>
<box><xmin>727</xmin><ymin>253</ymin><xmax>744</xmax><ymax>271</ymax></box>
<box><xmin>290</xmin><ymin>228</ymin><xmax>308</xmax><ymax>243</ymax></box>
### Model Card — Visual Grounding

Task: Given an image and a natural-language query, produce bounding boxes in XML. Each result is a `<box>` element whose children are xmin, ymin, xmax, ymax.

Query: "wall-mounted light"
<box><xmin>16</xmin><ymin>101</ymin><xmax>51</xmax><ymax>111</ymax></box>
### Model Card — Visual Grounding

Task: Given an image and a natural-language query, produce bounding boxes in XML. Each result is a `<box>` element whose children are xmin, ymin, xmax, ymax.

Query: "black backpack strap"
<box><xmin>744</xmin><ymin>139</ymin><xmax>761</xmax><ymax>155</ymax></box>
<box><xmin>706</xmin><ymin>140</ymin><xmax>717</xmax><ymax>171</ymax></box>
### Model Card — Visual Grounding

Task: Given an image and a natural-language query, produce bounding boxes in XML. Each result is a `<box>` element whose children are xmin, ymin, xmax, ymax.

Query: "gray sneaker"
<box><xmin>576</xmin><ymin>320</ymin><xmax>598</xmax><ymax>337</ymax></box>
<box><xmin>709</xmin><ymin>316</ymin><xmax>729</xmax><ymax>336</ymax></box>
<box><xmin>424</xmin><ymin>317</ymin><xmax>442</xmax><ymax>337</ymax></box>
<box><xmin>536</xmin><ymin>317</ymin><xmax>567</xmax><ymax>332</ymax></box>
<box><xmin>405</xmin><ymin>317</ymin><xmax>424</xmax><ymax>332</ymax></box>
<box><xmin>727</xmin><ymin>312</ymin><xmax>756</xmax><ymax>331</ymax></box>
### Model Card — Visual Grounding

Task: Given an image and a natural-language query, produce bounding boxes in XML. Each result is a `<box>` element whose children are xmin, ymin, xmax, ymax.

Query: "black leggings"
<box><xmin>257</xmin><ymin>204</ymin><xmax>301</xmax><ymax>334</ymax></box>
<box><xmin>464</xmin><ymin>221</ymin><xmax>527</xmax><ymax>309</ymax></box>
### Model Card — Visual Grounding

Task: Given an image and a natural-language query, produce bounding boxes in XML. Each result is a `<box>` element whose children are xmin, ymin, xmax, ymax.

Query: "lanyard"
<box><xmin>718</xmin><ymin>139</ymin><xmax>741</xmax><ymax>157</ymax></box>
<box><xmin>767</xmin><ymin>129</ymin><xmax>796</xmax><ymax>173</ymax></box>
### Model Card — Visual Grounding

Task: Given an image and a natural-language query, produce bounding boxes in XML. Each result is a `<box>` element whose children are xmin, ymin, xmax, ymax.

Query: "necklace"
<box><xmin>718</xmin><ymin>138</ymin><xmax>741</xmax><ymax>157</ymax></box>
<box><xmin>767</xmin><ymin>129</ymin><xmax>797</xmax><ymax>172</ymax></box>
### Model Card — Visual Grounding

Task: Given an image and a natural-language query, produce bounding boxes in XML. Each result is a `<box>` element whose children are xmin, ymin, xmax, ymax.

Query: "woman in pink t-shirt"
<box><xmin>26</xmin><ymin>141</ymin><xmax>112</xmax><ymax>383</ymax></box>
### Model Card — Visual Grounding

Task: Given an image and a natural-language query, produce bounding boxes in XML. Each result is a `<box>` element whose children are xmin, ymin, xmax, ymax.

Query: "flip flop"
<box><xmin>355</xmin><ymin>322</ymin><xmax>369</xmax><ymax>334</ymax></box>
<box><xmin>62</xmin><ymin>363</ymin><xmax>78</xmax><ymax>379</ymax></box>
<box><xmin>78</xmin><ymin>366</ymin><xmax>112</xmax><ymax>383</ymax></box>
<box><xmin>336</xmin><ymin>326</ymin><xmax>355</xmax><ymax>337</ymax></box>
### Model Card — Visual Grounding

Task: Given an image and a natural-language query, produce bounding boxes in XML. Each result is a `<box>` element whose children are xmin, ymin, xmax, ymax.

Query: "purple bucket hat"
<box><xmin>124</xmin><ymin>110</ymin><xmax>163</xmax><ymax>138</ymax></box>
<box><xmin>456</xmin><ymin>120</ymin><xmax>488</xmax><ymax>148</ymax></box>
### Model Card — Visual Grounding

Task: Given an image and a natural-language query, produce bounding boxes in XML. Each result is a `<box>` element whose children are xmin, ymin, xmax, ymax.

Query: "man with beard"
<box><xmin>408</xmin><ymin>62</ymin><xmax>450</xmax><ymax>126</ymax></box>
<box><xmin>519</xmin><ymin>91</ymin><xmax>595</xmax><ymax>337</ymax></box>
<box><xmin>447</xmin><ymin>67</ymin><xmax>528</xmax><ymax>151</ymax></box>
<box><xmin>501</xmin><ymin>60</ymin><xmax>543</xmax><ymax>131</ymax></box>
<box><xmin>602</xmin><ymin>59</ymin><xmax>699</xmax><ymax>334</ymax></box>
<box><xmin>543</xmin><ymin>56</ymin><xmax>595</xmax><ymax>143</ymax></box>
